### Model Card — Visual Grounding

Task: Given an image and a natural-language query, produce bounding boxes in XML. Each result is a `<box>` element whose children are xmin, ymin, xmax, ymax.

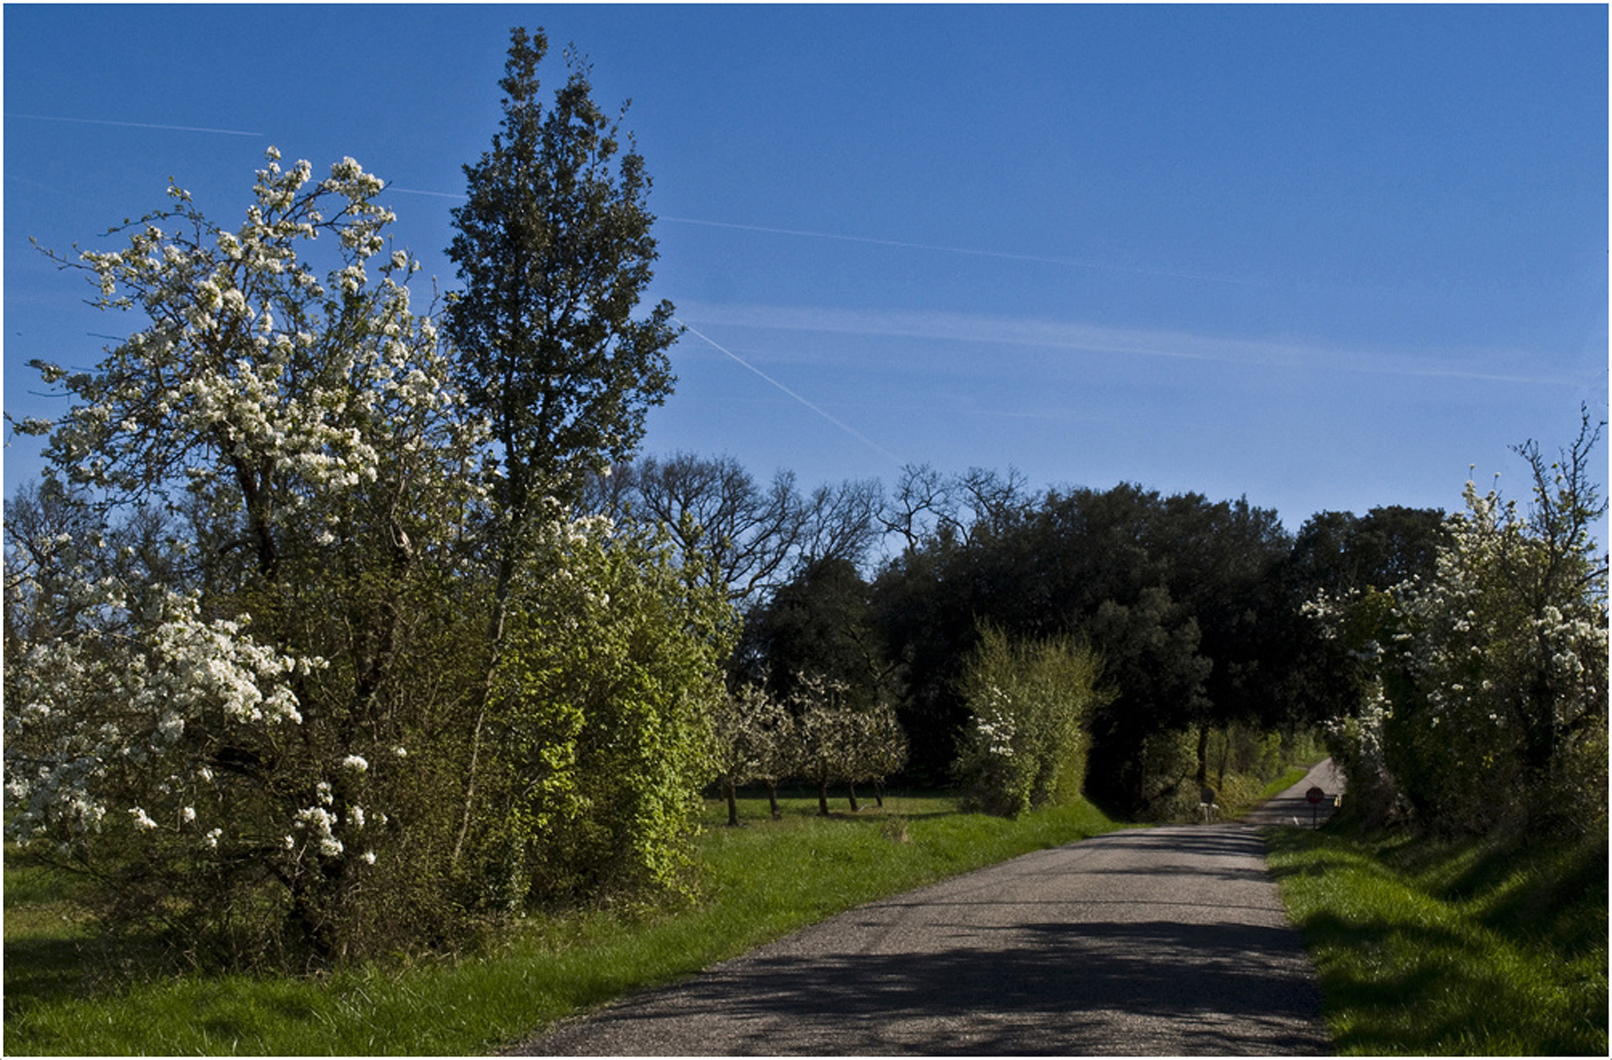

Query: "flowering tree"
<box><xmin>711</xmin><ymin>684</ymin><xmax>794</xmax><ymax>825</ymax></box>
<box><xmin>843</xmin><ymin>702</ymin><xmax>909</xmax><ymax>810</ymax></box>
<box><xmin>785</xmin><ymin>674</ymin><xmax>910</xmax><ymax>814</ymax></box>
<box><xmin>791</xmin><ymin>674</ymin><xmax>856</xmax><ymax>816</ymax></box>
<box><xmin>1311</xmin><ymin>413</ymin><xmax>1608</xmax><ymax>836</ymax></box>
<box><xmin>6</xmin><ymin>149</ymin><xmax>486</xmax><ymax>965</ymax></box>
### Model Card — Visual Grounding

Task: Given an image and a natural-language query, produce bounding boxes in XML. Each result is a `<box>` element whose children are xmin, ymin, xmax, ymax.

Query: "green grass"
<box><xmin>1218</xmin><ymin>763</ymin><xmax>1311</xmax><ymax>820</ymax></box>
<box><xmin>3</xmin><ymin>791</ymin><xmax>1123</xmax><ymax>1055</ymax></box>
<box><xmin>1265</xmin><ymin>817</ymin><xmax>1608</xmax><ymax>1056</ymax></box>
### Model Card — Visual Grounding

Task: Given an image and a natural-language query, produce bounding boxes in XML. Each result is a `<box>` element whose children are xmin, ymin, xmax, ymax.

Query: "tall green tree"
<box><xmin>446</xmin><ymin>27</ymin><xmax>678</xmax><ymax>517</ymax></box>
<box><xmin>443</xmin><ymin>26</ymin><xmax>681</xmax><ymax>856</ymax></box>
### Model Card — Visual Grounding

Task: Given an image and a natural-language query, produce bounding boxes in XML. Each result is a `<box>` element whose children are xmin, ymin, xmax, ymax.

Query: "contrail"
<box><xmin>7</xmin><ymin>113</ymin><xmax>264</xmax><ymax>137</ymax></box>
<box><xmin>387</xmin><ymin>187</ymin><xmax>468</xmax><ymax>199</ymax></box>
<box><xmin>674</xmin><ymin>319</ymin><xmax>904</xmax><ymax>467</ymax></box>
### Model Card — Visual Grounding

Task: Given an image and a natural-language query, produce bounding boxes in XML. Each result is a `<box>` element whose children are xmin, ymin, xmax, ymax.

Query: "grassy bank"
<box><xmin>4</xmin><ymin>792</ymin><xmax>1121</xmax><ymax>1055</ymax></box>
<box><xmin>1265</xmin><ymin>818</ymin><xmax>1608</xmax><ymax>1055</ymax></box>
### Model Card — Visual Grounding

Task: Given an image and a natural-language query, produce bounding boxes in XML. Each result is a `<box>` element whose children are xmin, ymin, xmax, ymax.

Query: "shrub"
<box><xmin>954</xmin><ymin>625</ymin><xmax>1109</xmax><ymax>817</ymax></box>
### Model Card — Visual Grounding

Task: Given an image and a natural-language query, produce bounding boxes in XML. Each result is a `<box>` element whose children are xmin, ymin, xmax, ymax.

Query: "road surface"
<box><xmin>507</xmin><ymin>761</ymin><xmax>1343</xmax><ymax>1055</ymax></box>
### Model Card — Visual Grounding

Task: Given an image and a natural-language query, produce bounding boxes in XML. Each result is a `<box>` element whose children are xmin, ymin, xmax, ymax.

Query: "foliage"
<box><xmin>737</xmin><ymin>555</ymin><xmax>893</xmax><ymax>705</ymax></box>
<box><xmin>1310</xmin><ymin>412</ymin><xmax>1608</xmax><ymax>837</ymax></box>
<box><xmin>5</xmin><ymin>28</ymin><xmax>722</xmax><ymax>970</ymax></box>
<box><xmin>871</xmin><ymin>477</ymin><xmax>1299</xmax><ymax>811</ymax></box>
<box><xmin>470</xmin><ymin>517</ymin><xmax>735</xmax><ymax>906</ymax></box>
<box><xmin>954</xmin><ymin>626</ymin><xmax>1108</xmax><ymax>817</ymax></box>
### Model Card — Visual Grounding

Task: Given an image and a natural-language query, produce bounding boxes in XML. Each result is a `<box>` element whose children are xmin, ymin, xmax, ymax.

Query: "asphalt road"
<box><xmin>507</xmin><ymin>762</ymin><xmax>1344</xmax><ymax>1056</ymax></box>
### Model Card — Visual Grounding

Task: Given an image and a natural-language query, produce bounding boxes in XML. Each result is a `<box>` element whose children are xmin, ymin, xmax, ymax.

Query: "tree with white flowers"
<box><xmin>710</xmin><ymin>683</ymin><xmax>792</xmax><ymax>826</ymax></box>
<box><xmin>1312</xmin><ymin>410</ymin><xmax>1608</xmax><ymax>836</ymax></box>
<box><xmin>6</xmin><ymin>148</ymin><xmax>487</xmax><ymax>964</ymax></box>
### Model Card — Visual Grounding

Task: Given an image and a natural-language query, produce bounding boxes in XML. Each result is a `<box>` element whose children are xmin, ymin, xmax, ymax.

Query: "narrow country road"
<box><xmin>507</xmin><ymin>762</ymin><xmax>1344</xmax><ymax>1056</ymax></box>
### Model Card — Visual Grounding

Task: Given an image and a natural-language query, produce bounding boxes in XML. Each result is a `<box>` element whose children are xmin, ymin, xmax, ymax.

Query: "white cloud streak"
<box><xmin>675</xmin><ymin>302</ymin><xmax>1587</xmax><ymax>389</ymax></box>
<box><xmin>660</xmin><ymin>216</ymin><xmax>1359</xmax><ymax>293</ymax></box>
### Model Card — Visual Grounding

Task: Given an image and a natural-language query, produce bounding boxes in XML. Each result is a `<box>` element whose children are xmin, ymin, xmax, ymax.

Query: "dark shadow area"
<box><xmin>526</xmin><ymin>915</ymin><xmax>1328</xmax><ymax>1056</ymax></box>
<box><xmin>2</xmin><ymin>936</ymin><xmax>93</xmax><ymax>1010</ymax></box>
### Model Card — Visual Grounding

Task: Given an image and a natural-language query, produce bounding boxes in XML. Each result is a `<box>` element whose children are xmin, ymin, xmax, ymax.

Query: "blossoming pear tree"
<box><xmin>711</xmin><ymin>683</ymin><xmax>794</xmax><ymax>826</ymax></box>
<box><xmin>7</xmin><ymin>148</ymin><xmax>487</xmax><ymax>964</ymax></box>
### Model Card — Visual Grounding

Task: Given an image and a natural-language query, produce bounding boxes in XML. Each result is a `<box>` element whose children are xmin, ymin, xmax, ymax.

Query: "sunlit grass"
<box><xmin>4</xmin><ymin>791</ymin><xmax>1122</xmax><ymax>1055</ymax></box>
<box><xmin>1265</xmin><ymin>819</ymin><xmax>1608</xmax><ymax>1056</ymax></box>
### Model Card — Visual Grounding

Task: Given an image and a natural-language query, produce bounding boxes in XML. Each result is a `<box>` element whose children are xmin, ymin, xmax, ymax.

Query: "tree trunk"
<box><xmin>846</xmin><ymin>781</ymin><xmax>859</xmax><ymax>813</ymax></box>
<box><xmin>724</xmin><ymin>779</ymin><xmax>740</xmax><ymax>827</ymax></box>
<box><xmin>454</xmin><ymin>553</ymin><xmax>515</xmax><ymax>865</ymax></box>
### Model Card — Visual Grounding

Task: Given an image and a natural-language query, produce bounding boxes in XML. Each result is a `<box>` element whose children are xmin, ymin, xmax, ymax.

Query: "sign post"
<box><xmin>1305</xmin><ymin>786</ymin><xmax>1325</xmax><ymax>829</ymax></box>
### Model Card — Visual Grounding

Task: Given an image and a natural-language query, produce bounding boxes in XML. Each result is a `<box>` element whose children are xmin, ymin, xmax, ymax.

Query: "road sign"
<box><xmin>1305</xmin><ymin>786</ymin><xmax>1325</xmax><ymax>804</ymax></box>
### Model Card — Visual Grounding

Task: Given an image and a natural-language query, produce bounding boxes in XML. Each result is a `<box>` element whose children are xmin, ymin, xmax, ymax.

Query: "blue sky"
<box><xmin>5</xmin><ymin>3</ymin><xmax>1607</xmax><ymax>532</ymax></box>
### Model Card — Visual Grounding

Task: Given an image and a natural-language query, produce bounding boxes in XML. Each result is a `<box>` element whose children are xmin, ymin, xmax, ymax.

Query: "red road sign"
<box><xmin>1305</xmin><ymin>786</ymin><xmax>1325</xmax><ymax>804</ymax></box>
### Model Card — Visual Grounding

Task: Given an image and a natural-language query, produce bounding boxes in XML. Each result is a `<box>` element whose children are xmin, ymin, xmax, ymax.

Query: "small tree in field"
<box><xmin>846</xmin><ymin>702</ymin><xmax>909</xmax><ymax>809</ymax></box>
<box><xmin>711</xmin><ymin>684</ymin><xmax>792</xmax><ymax>826</ymax></box>
<box><xmin>792</xmin><ymin>674</ymin><xmax>854</xmax><ymax>816</ymax></box>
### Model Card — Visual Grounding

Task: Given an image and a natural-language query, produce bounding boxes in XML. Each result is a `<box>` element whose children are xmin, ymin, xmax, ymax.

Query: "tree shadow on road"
<box><xmin>528</xmin><ymin>914</ymin><xmax>1330</xmax><ymax>1055</ymax></box>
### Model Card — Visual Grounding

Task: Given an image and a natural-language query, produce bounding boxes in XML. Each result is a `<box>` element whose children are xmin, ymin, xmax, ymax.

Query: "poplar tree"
<box><xmin>444</xmin><ymin>25</ymin><xmax>681</xmax><ymax>858</ymax></box>
<box><xmin>446</xmin><ymin>25</ymin><xmax>678</xmax><ymax>522</ymax></box>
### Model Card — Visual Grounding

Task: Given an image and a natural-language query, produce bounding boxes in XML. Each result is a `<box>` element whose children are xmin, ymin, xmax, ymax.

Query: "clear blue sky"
<box><xmin>5</xmin><ymin>3</ymin><xmax>1607</xmax><ymax>532</ymax></box>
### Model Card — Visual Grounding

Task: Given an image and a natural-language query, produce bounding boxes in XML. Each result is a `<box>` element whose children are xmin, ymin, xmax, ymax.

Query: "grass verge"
<box><xmin>1265</xmin><ymin>817</ymin><xmax>1608</xmax><ymax>1055</ymax></box>
<box><xmin>4</xmin><ymin>792</ymin><xmax>1121</xmax><ymax>1055</ymax></box>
